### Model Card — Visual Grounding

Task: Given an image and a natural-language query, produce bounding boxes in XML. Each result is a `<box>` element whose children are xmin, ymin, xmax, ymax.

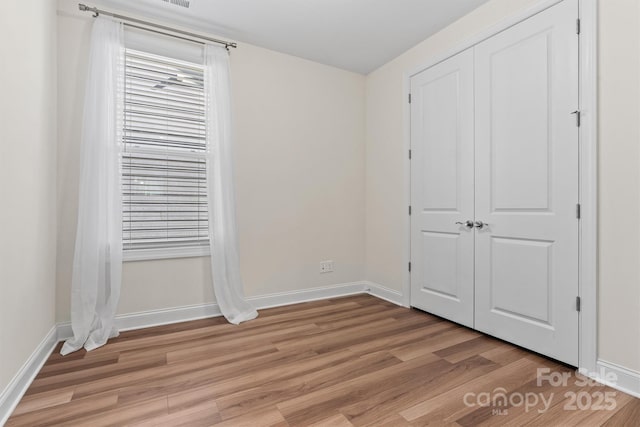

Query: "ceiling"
<box><xmin>98</xmin><ymin>0</ymin><xmax>490</xmax><ymax>74</ymax></box>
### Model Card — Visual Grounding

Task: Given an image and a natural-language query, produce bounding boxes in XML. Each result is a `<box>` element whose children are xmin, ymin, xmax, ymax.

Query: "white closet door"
<box><xmin>474</xmin><ymin>0</ymin><xmax>579</xmax><ymax>365</ymax></box>
<box><xmin>410</xmin><ymin>49</ymin><xmax>475</xmax><ymax>328</ymax></box>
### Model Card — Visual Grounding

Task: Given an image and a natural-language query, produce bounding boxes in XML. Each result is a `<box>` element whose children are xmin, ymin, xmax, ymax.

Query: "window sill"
<box><xmin>123</xmin><ymin>246</ymin><xmax>210</xmax><ymax>262</ymax></box>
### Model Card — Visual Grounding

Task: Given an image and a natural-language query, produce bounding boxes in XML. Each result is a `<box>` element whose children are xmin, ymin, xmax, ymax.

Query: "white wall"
<box><xmin>56</xmin><ymin>0</ymin><xmax>366</xmax><ymax>321</ymax></box>
<box><xmin>597</xmin><ymin>0</ymin><xmax>640</xmax><ymax>372</ymax></box>
<box><xmin>365</xmin><ymin>0</ymin><xmax>640</xmax><ymax>372</ymax></box>
<box><xmin>0</xmin><ymin>0</ymin><xmax>57</xmax><ymax>393</ymax></box>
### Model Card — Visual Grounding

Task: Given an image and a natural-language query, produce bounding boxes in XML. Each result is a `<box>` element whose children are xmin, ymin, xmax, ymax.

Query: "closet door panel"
<box><xmin>474</xmin><ymin>0</ymin><xmax>579</xmax><ymax>365</ymax></box>
<box><xmin>410</xmin><ymin>49</ymin><xmax>475</xmax><ymax>328</ymax></box>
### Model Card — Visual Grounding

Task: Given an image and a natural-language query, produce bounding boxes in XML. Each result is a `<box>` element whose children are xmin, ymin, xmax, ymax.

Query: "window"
<box><xmin>122</xmin><ymin>49</ymin><xmax>209</xmax><ymax>260</ymax></box>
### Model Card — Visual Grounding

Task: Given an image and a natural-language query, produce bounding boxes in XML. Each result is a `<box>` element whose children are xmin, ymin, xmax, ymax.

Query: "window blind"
<box><xmin>122</xmin><ymin>49</ymin><xmax>209</xmax><ymax>251</ymax></box>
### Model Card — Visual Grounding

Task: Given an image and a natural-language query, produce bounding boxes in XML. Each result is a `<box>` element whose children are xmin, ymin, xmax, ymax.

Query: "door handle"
<box><xmin>455</xmin><ymin>220</ymin><xmax>474</xmax><ymax>228</ymax></box>
<box><xmin>474</xmin><ymin>221</ymin><xmax>489</xmax><ymax>229</ymax></box>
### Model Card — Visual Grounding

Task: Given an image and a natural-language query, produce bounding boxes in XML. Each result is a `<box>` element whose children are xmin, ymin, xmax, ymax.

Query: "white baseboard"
<box><xmin>0</xmin><ymin>326</ymin><xmax>58</xmax><ymax>426</ymax></box>
<box><xmin>589</xmin><ymin>359</ymin><xmax>640</xmax><ymax>399</ymax></box>
<box><xmin>248</xmin><ymin>281</ymin><xmax>367</xmax><ymax>309</ymax></box>
<box><xmin>363</xmin><ymin>281</ymin><xmax>406</xmax><ymax>307</ymax></box>
<box><xmin>56</xmin><ymin>303</ymin><xmax>224</xmax><ymax>340</ymax></box>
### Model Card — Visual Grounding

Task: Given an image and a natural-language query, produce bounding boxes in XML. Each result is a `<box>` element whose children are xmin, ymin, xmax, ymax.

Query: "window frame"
<box><xmin>123</xmin><ymin>244</ymin><xmax>210</xmax><ymax>262</ymax></box>
<box><xmin>120</xmin><ymin>44</ymin><xmax>211</xmax><ymax>262</ymax></box>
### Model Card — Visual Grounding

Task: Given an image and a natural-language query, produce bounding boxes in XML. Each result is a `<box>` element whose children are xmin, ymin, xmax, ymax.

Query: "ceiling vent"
<box><xmin>161</xmin><ymin>0</ymin><xmax>190</xmax><ymax>9</ymax></box>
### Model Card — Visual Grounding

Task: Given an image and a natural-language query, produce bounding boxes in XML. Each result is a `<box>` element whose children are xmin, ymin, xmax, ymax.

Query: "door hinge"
<box><xmin>572</xmin><ymin>110</ymin><xmax>581</xmax><ymax>127</ymax></box>
<box><xmin>408</xmin><ymin>262</ymin><xmax>412</xmax><ymax>272</ymax></box>
<box><xmin>576</xmin><ymin>18</ymin><xmax>581</xmax><ymax>34</ymax></box>
<box><xmin>409</xmin><ymin>149</ymin><xmax>412</xmax><ymax>159</ymax></box>
<box><xmin>576</xmin><ymin>296</ymin><xmax>581</xmax><ymax>312</ymax></box>
<box><xmin>576</xmin><ymin>203</ymin><xmax>581</xmax><ymax>219</ymax></box>
<box><xmin>409</xmin><ymin>206</ymin><xmax>412</xmax><ymax>216</ymax></box>
<box><xmin>408</xmin><ymin>93</ymin><xmax>412</xmax><ymax>104</ymax></box>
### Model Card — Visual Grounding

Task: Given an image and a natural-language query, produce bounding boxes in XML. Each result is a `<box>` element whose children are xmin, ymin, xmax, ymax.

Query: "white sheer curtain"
<box><xmin>204</xmin><ymin>45</ymin><xmax>258</xmax><ymax>324</ymax></box>
<box><xmin>61</xmin><ymin>17</ymin><xmax>124</xmax><ymax>355</ymax></box>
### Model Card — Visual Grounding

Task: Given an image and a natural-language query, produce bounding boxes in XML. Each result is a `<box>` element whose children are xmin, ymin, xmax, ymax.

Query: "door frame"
<box><xmin>403</xmin><ymin>0</ymin><xmax>598</xmax><ymax>374</ymax></box>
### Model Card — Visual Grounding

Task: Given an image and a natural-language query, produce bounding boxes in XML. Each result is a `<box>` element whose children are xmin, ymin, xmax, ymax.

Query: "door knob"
<box><xmin>474</xmin><ymin>221</ymin><xmax>488</xmax><ymax>229</ymax></box>
<box><xmin>455</xmin><ymin>220</ymin><xmax>474</xmax><ymax>228</ymax></box>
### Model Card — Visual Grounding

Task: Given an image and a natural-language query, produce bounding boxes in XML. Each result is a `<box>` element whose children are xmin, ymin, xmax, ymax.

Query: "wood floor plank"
<box><xmin>307</xmin><ymin>413</ymin><xmax>354</xmax><ymax>427</ymax></box>
<box><xmin>26</xmin><ymin>353</ymin><xmax>167</xmax><ymax>396</ymax></box>
<box><xmin>116</xmin><ymin>348</ymin><xmax>347</xmax><ymax>407</ymax></box>
<box><xmin>35</xmin><ymin>352</ymin><xmax>120</xmax><ymax>378</ymax></box>
<box><xmin>216</xmin><ymin>351</ymin><xmax>401</xmax><ymax>420</ymax></box>
<box><xmin>168</xmin><ymin>384</ymin><xmax>221</xmax><ymax>414</ymax></box>
<box><xmin>314</xmin><ymin>317</ymin><xmax>442</xmax><ymax>355</ymax></box>
<box><xmin>600</xmin><ymin>396</ymin><xmax>640</xmax><ymax>426</ymax></box>
<box><xmin>210</xmin><ymin>406</ymin><xmax>287</xmax><ymax>427</ymax></box>
<box><xmin>272</xmin><ymin>317</ymin><xmax>401</xmax><ymax>351</ymax></box>
<box><xmin>132</xmin><ymin>400</ymin><xmax>221</xmax><ymax>427</ymax></box>
<box><xmin>7</xmin><ymin>295</ymin><xmax>638</xmax><ymax>426</ymax></box>
<box><xmin>277</xmin><ymin>354</ymin><xmax>446</xmax><ymax>425</ymax></box>
<box><xmin>359</xmin><ymin>413</ymin><xmax>414</xmax><ymax>427</ymax></box>
<box><xmin>456</xmin><ymin>370</ymin><xmax>582</xmax><ymax>426</ymax></box>
<box><xmin>9</xmin><ymin>389</ymin><xmax>74</xmax><ymax>417</ymax></box>
<box><xmin>478</xmin><ymin>343</ymin><xmax>531</xmax><ymax>366</ymax></box>
<box><xmin>518</xmin><ymin>385</ymin><xmax>631</xmax><ymax>427</ymax></box>
<box><xmin>314</xmin><ymin>306</ymin><xmax>408</xmax><ymax>330</ymax></box>
<box><xmin>73</xmin><ymin>345</ymin><xmax>316</xmax><ymax>400</ymax></box>
<box><xmin>63</xmin><ymin>396</ymin><xmax>169</xmax><ymax>427</ymax></box>
<box><xmin>110</xmin><ymin>317</ymin><xmax>227</xmax><ymax>342</ymax></box>
<box><xmin>232</xmin><ymin>300</ymin><xmax>363</xmax><ymax>328</ymax></box>
<box><xmin>399</xmin><ymin>357</ymin><xmax>541</xmax><ymax>423</ymax></box>
<box><xmin>113</xmin><ymin>348</ymin><xmax>321</xmax><ymax>406</ymax></box>
<box><xmin>6</xmin><ymin>392</ymin><xmax>119</xmax><ymax>427</ymax></box>
<box><xmin>525</xmin><ymin>386</ymin><xmax>632</xmax><ymax>427</ymax></box>
<box><xmin>346</xmin><ymin>320</ymin><xmax>455</xmax><ymax>356</ymax></box>
<box><xmin>117</xmin><ymin>333</ymin><xmax>278</xmax><ymax>365</ymax></box>
<box><xmin>164</xmin><ymin>323</ymin><xmax>316</xmax><ymax>364</ymax></box>
<box><xmin>98</xmin><ymin>317</ymin><xmax>320</xmax><ymax>360</ymax></box>
<box><xmin>434</xmin><ymin>336</ymin><xmax>503</xmax><ymax>364</ymax></box>
<box><xmin>340</xmin><ymin>355</ymin><xmax>497</xmax><ymax>426</ymax></box>
<box><xmin>390</xmin><ymin>326</ymin><xmax>482</xmax><ymax>361</ymax></box>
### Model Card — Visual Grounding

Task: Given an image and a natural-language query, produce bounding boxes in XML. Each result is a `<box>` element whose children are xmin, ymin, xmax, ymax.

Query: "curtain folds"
<box><xmin>61</xmin><ymin>17</ymin><xmax>124</xmax><ymax>355</ymax></box>
<box><xmin>204</xmin><ymin>45</ymin><xmax>258</xmax><ymax>325</ymax></box>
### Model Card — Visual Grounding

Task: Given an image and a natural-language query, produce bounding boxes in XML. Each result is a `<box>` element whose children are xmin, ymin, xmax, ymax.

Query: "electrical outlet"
<box><xmin>320</xmin><ymin>260</ymin><xmax>334</xmax><ymax>273</ymax></box>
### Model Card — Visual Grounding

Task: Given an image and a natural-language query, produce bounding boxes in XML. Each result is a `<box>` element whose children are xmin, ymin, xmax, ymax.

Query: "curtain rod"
<box><xmin>78</xmin><ymin>3</ymin><xmax>237</xmax><ymax>50</ymax></box>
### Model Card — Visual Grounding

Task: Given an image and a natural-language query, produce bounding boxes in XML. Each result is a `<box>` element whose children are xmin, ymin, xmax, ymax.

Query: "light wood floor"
<box><xmin>7</xmin><ymin>295</ymin><xmax>639</xmax><ymax>426</ymax></box>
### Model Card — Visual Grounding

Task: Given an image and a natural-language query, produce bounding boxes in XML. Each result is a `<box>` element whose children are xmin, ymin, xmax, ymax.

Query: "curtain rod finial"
<box><xmin>79</xmin><ymin>3</ymin><xmax>99</xmax><ymax>17</ymax></box>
